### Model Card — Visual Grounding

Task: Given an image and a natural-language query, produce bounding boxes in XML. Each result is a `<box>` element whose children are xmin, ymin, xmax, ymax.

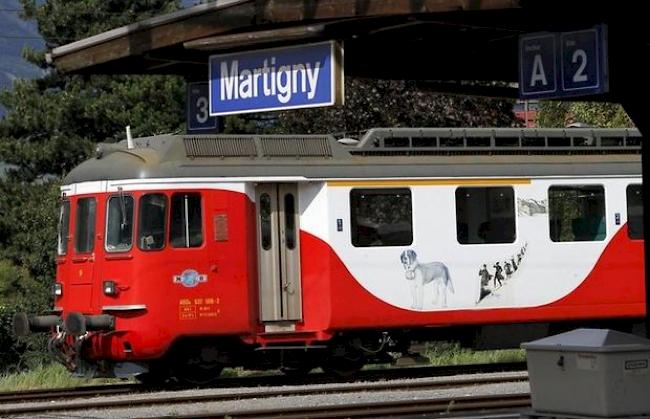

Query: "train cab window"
<box><xmin>138</xmin><ymin>194</ymin><xmax>167</xmax><ymax>251</ymax></box>
<box><xmin>105</xmin><ymin>194</ymin><xmax>134</xmax><ymax>252</ymax></box>
<box><xmin>74</xmin><ymin>197</ymin><xmax>96</xmax><ymax>253</ymax></box>
<box><xmin>456</xmin><ymin>187</ymin><xmax>516</xmax><ymax>244</ymax></box>
<box><xmin>350</xmin><ymin>189</ymin><xmax>412</xmax><ymax>247</ymax></box>
<box><xmin>57</xmin><ymin>200</ymin><xmax>70</xmax><ymax>256</ymax></box>
<box><xmin>549</xmin><ymin>185</ymin><xmax>606</xmax><ymax>242</ymax></box>
<box><xmin>627</xmin><ymin>184</ymin><xmax>643</xmax><ymax>240</ymax></box>
<box><xmin>170</xmin><ymin>193</ymin><xmax>203</xmax><ymax>248</ymax></box>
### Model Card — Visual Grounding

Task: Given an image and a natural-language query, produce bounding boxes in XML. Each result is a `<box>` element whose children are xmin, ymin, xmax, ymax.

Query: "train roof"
<box><xmin>63</xmin><ymin>128</ymin><xmax>642</xmax><ymax>185</ymax></box>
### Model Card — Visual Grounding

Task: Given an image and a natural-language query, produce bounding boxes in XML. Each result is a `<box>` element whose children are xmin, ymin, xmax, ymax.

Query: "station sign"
<box><xmin>186</xmin><ymin>82</ymin><xmax>219</xmax><ymax>133</ymax></box>
<box><xmin>519</xmin><ymin>24</ymin><xmax>608</xmax><ymax>99</ymax></box>
<box><xmin>209</xmin><ymin>41</ymin><xmax>344</xmax><ymax>116</ymax></box>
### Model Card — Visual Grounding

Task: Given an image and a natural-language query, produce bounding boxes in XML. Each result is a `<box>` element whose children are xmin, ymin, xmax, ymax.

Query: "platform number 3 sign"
<box><xmin>519</xmin><ymin>24</ymin><xmax>608</xmax><ymax>99</ymax></box>
<box><xmin>187</xmin><ymin>82</ymin><xmax>219</xmax><ymax>133</ymax></box>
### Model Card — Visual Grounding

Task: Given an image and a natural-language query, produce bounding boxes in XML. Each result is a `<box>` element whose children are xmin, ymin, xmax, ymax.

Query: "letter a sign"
<box><xmin>519</xmin><ymin>34</ymin><xmax>557</xmax><ymax>97</ymax></box>
<box><xmin>519</xmin><ymin>25</ymin><xmax>608</xmax><ymax>99</ymax></box>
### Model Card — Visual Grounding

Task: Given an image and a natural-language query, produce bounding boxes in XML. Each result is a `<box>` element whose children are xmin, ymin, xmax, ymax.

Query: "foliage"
<box><xmin>0</xmin><ymin>362</ymin><xmax>125</xmax><ymax>391</ymax></box>
<box><xmin>0</xmin><ymin>180</ymin><xmax>60</xmax><ymax>286</ymax></box>
<box><xmin>0</xmin><ymin>306</ymin><xmax>25</xmax><ymax>370</ymax></box>
<box><xmin>0</xmin><ymin>0</ymin><xmax>184</xmax><ymax>373</ymax></box>
<box><xmin>0</xmin><ymin>75</ymin><xmax>186</xmax><ymax>181</ymax></box>
<box><xmin>0</xmin><ymin>270</ymin><xmax>49</xmax><ymax>373</ymax></box>
<box><xmin>21</xmin><ymin>0</ymin><xmax>179</xmax><ymax>58</ymax></box>
<box><xmin>424</xmin><ymin>341</ymin><xmax>525</xmax><ymax>365</ymax></box>
<box><xmin>537</xmin><ymin>101</ymin><xmax>634</xmax><ymax>128</ymax></box>
<box><xmin>275</xmin><ymin>78</ymin><xmax>517</xmax><ymax>136</ymax></box>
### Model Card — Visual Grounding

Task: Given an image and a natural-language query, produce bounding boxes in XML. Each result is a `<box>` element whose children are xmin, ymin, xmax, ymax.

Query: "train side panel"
<box><xmin>318</xmin><ymin>177</ymin><xmax>644</xmax><ymax>331</ymax></box>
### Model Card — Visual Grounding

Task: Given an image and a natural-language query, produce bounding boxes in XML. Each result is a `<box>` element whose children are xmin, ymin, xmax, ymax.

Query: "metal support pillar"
<box><xmin>618</xmin><ymin>41</ymin><xmax>650</xmax><ymax>337</ymax></box>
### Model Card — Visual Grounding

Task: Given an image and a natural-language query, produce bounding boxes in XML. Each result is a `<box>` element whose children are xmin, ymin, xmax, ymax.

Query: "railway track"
<box><xmin>0</xmin><ymin>361</ymin><xmax>525</xmax><ymax>405</ymax></box>
<box><xmin>0</xmin><ymin>369</ymin><xmax>529</xmax><ymax>417</ymax></box>
<box><xmin>185</xmin><ymin>392</ymin><xmax>532</xmax><ymax>418</ymax></box>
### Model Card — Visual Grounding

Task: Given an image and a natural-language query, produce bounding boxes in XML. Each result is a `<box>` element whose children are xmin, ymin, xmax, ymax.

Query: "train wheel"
<box><xmin>173</xmin><ymin>346</ymin><xmax>224</xmax><ymax>386</ymax></box>
<box><xmin>321</xmin><ymin>358</ymin><xmax>364</xmax><ymax>377</ymax></box>
<box><xmin>135</xmin><ymin>363</ymin><xmax>170</xmax><ymax>387</ymax></box>
<box><xmin>321</xmin><ymin>350</ymin><xmax>364</xmax><ymax>378</ymax></box>
<box><xmin>135</xmin><ymin>371</ymin><xmax>168</xmax><ymax>387</ymax></box>
<box><xmin>321</xmin><ymin>341</ymin><xmax>366</xmax><ymax>378</ymax></box>
<box><xmin>280</xmin><ymin>365</ymin><xmax>313</xmax><ymax>376</ymax></box>
<box><xmin>175</xmin><ymin>362</ymin><xmax>224</xmax><ymax>386</ymax></box>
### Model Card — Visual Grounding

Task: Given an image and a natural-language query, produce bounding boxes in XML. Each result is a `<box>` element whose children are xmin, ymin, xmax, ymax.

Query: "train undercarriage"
<box><xmin>23</xmin><ymin>318</ymin><xmax>645</xmax><ymax>386</ymax></box>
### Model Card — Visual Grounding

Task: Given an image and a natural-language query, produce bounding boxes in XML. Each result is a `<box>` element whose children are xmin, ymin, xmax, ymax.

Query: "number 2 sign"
<box><xmin>519</xmin><ymin>24</ymin><xmax>608</xmax><ymax>99</ymax></box>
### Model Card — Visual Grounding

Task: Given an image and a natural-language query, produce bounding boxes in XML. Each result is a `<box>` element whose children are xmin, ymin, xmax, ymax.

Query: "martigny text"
<box><xmin>209</xmin><ymin>41</ymin><xmax>341</xmax><ymax>115</ymax></box>
<box><xmin>220</xmin><ymin>58</ymin><xmax>321</xmax><ymax>104</ymax></box>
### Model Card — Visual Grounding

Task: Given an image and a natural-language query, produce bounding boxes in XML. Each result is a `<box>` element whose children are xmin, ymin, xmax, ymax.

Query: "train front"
<box><xmin>11</xmin><ymin>137</ymin><xmax>213</xmax><ymax>380</ymax></box>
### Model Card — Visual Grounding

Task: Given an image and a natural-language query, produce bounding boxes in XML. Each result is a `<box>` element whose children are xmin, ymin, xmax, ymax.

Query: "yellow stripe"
<box><xmin>327</xmin><ymin>178</ymin><xmax>531</xmax><ymax>187</ymax></box>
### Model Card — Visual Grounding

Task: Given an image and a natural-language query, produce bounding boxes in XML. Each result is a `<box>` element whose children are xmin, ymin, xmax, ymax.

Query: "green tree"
<box><xmin>275</xmin><ymin>78</ymin><xmax>517</xmax><ymax>135</ymax></box>
<box><xmin>0</xmin><ymin>0</ymin><xmax>184</xmax><ymax>371</ymax></box>
<box><xmin>537</xmin><ymin>101</ymin><xmax>634</xmax><ymax>128</ymax></box>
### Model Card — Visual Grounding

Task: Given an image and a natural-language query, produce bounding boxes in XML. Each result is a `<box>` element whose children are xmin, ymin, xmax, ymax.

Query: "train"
<box><xmin>13</xmin><ymin>127</ymin><xmax>644</xmax><ymax>385</ymax></box>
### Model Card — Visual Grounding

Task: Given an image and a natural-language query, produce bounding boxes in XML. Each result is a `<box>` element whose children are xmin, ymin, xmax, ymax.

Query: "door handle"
<box><xmin>283</xmin><ymin>281</ymin><xmax>294</xmax><ymax>294</ymax></box>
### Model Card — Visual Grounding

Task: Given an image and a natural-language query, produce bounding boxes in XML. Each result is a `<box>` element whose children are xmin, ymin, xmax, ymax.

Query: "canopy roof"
<box><xmin>47</xmin><ymin>0</ymin><xmax>649</xmax><ymax>99</ymax></box>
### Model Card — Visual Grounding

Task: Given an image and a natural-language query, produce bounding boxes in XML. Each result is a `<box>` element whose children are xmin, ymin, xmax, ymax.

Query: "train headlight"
<box><xmin>53</xmin><ymin>283</ymin><xmax>63</xmax><ymax>297</ymax></box>
<box><xmin>103</xmin><ymin>280</ymin><xmax>118</xmax><ymax>296</ymax></box>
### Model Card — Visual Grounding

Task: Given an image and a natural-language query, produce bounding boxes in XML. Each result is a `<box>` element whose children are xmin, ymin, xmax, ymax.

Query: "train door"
<box><xmin>69</xmin><ymin>196</ymin><xmax>97</xmax><ymax>313</ymax></box>
<box><xmin>256</xmin><ymin>183</ymin><xmax>303</xmax><ymax>323</ymax></box>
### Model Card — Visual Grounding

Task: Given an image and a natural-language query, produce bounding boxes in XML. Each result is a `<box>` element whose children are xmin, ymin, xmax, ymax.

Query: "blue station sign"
<box><xmin>186</xmin><ymin>82</ymin><xmax>219</xmax><ymax>133</ymax></box>
<box><xmin>209</xmin><ymin>41</ymin><xmax>344</xmax><ymax>116</ymax></box>
<box><xmin>519</xmin><ymin>25</ymin><xmax>608</xmax><ymax>99</ymax></box>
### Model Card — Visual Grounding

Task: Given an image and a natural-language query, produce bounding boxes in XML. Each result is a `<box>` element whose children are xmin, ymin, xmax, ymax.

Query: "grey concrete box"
<box><xmin>522</xmin><ymin>329</ymin><xmax>650</xmax><ymax>417</ymax></box>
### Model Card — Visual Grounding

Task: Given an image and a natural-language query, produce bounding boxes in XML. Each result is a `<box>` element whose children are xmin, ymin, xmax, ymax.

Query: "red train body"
<box><xmin>15</xmin><ymin>128</ymin><xmax>645</xmax><ymax>383</ymax></box>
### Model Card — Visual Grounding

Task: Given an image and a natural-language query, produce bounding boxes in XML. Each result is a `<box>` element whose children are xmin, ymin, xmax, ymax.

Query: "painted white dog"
<box><xmin>400</xmin><ymin>249</ymin><xmax>454</xmax><ymax>309</ymax></box>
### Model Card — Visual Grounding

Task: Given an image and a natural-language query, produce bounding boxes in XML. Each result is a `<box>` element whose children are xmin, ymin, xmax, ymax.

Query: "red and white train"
<box><xmin>14</xmin><ymin>127</ymin><xmax>644</xmax><ymax>384</ymax></box>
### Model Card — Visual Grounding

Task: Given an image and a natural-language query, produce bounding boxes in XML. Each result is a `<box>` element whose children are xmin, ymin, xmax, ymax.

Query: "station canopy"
<box><xmin>47</xmin><ymin>0</ymin><xmax>650</xmax><ymax>100</ymax></box>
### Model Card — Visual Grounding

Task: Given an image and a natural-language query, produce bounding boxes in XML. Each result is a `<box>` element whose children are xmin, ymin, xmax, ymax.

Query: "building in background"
<box><xmin>514</xmin><ymin>100</ymin><xmax>539</xmax><ymax>127</ymax></box>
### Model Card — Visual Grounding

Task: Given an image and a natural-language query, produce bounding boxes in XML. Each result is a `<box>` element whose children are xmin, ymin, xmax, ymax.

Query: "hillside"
<box><xmin>0</xmin><ymin>0</ymin><xmax>45</xmax><ymax>116</ymax></box>
<box><xmin>0</xmin><ymin>1</ymin><xmax>199</xmax><ymax>118</ymax></box>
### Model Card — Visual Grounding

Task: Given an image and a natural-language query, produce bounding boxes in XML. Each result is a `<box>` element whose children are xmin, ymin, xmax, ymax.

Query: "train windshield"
<box><xmin>106</xmin><ymin>195</ymin><xmax>134</xmax><ymax>252</ymax></box>
<box><xmin>57</xmin><ymin>200</ymin><xmax>70</xmax><ymax>256</ymax></box>
<box><xmin>138</xmin><ymin>194</ymin><xmax>167</xmax><ymax>251</ymax></box>
<box><xmin>170</xmin><ymin>193</ymin><xmax>203</xmax><ymax>248</ymax></box>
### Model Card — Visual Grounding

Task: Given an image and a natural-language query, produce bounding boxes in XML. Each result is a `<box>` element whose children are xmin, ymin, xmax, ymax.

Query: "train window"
<box><xmin>412</xmin><ymin>137</ymin><xmax>437</xmax><ymax>147</ymax></box>
<box><xmin>138</xmin><ymin>194</ymin><xmax>167</xmax><ymax>251</ymax></box>
<box><xmin>384</xmin><ymin>137</ymin><xmax>409</xmax><ymax>147</ymax></box>
<box><xmin>105</xmin><ymin>194</ymin><xmax>134</xmax><ymax>252</ymax></box>
<box><xmin>494</xmin><ymin>137</ymin><xmax>519</xmax><ymax>147</ymax></box>
<box><xmin>549</xmin><ymin>185</ymin><xmax>606</xmax><ymax>242</ymax></box>
<box><xmin>456</xmin><ymin>187</ymin><xmax>516</xmax><ymax>244</ymax></box>
<box><xmin>284</xmin><ymin>193</ymin><xmax>296</xmax><ymax>250</ymax></box>
<box><xmin>74</xmin><ymin>197</ymin><xmax>96</xmax><ymax>253</ymax></box>
<box><xmin>170</xmin><ymin>193</ymin><xmax>203</xmax><ymax>248</ymax></box>
<box><xmin>57</xmin><ymin>200</ymin><xmax>70</xmax><ymax>256</ymax></box>
<box><xmin>350</xmin><ymin>188</ymin><xmax>412</xmax><ymax>247</ymax></box>
<box><xmin>547</xmin><ymin>137</ymin><xmax>571</xmax><ymax>147</ymax></box>
<box><xmin>440</xmin><ymin>137</ymin><xmax>463</xmax><ymax>147</ymax></box>
<box><xmin>627</xmin><ymin>184</ymin><xmax>643</xmax><ymax>240</ymax></box>
<box><xmin>522</xmin><ymin>137</ymin><xmax>545</xmax><ymax>147</ymax></box>
<box><xmin>260</xmin><ymin>193</ymin><xmax>272</xmax><ymax>250</ymax></box>
<box><xmin>466</xmin><ymin>137</ymin><xmax>491</xmax><ymax>147</ymax></box>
